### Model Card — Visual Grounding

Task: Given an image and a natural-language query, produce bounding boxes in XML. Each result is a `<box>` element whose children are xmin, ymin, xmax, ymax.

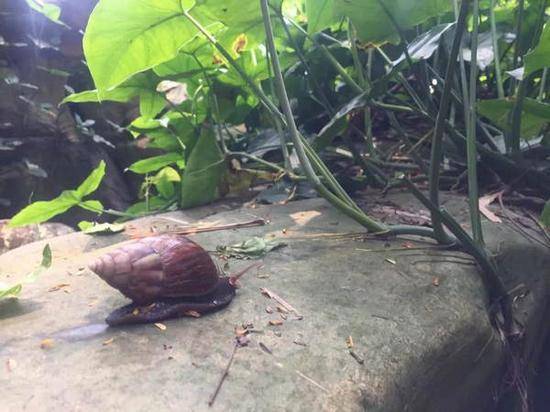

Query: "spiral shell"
<box><xmin>89</xmin><ymin>235</ymin><xmax>219</xmax><ymax>304</ymax></box>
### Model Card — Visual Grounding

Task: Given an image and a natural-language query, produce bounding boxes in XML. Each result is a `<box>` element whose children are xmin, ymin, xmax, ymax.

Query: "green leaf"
<box><xmin>26</xmin><ymin>244</ymin><xmax>52</xmax><ymax>283</ymax></box>
<box><xmin>306</xmin><ymin>0</ymin><xmax>335</xmax><ymax>35</ymax></box>
<box><xmin>153</xmin><ymin>167</ymin><xmax>181</xmax><ymax>199</ymax></box>
<box><xmin>525</xmin><ymin>23</ymin><xmax>550</xmax><ymax>76</ymax></box>
<box><xmin>478</xmin><ymin>98</ymin><xmax>550</xmax><ymax>140</ymax></box>
<box><xmin>9</xmin><ymin>191</ymin><xmax>80</xmax><ymax>228</ymax></box>
<box><xmin>76</xmin><ymin>161</ymin><xmax>106</xmax><ymax>198</ymax></box>
<box><xmin>25</xmin><ymin>0</ymin><xmax>63</xmax><ymax>24</ymax></box>
<box><xmin>78</xmin><ymin>200</ymin><xmax>104</xmax><ymax>213</ymax></box>
<box><xmin>9</xmin><ymin>162</ymin><xmax>106</xmax><ymax>227</ymax></box>
<box><xmin>180</xmin><ymin>128</ymin><xmax>226</xmax><ymax>208</ymax></box>
<box><xmin>62</xmin><ymin>73</ymin><xmax>166</xmax><ymax>118</ymax></box>
<box><xmin>541</xmin><ymin>201</ymin><xmax>550</xmax><ymax>228</ymax></box>
<box><xmin>334</xmin><ymin>0</ymin><xmax>453</xmax><ymax>44</ymax></box>
<box><xmin>83</xmin><ymin>0</ymin><xmax>199</xmax><ymax>92</ymax></box>
<box><xmin>1</xmin><ymin>244</ymin><xmax>52</xmax><ymax>300</ymax></box>
<box><xmin>217</xmin><ymin>236</ymin><xmax>286</xmax><ymax>259</ymax></box>
<box><xmin>125</xmin><ymin>196</ymin><xmax>171</xmax><ymax>216</ymax></box>
<box><xmin>128</xmin><ymin>153</ymin><xmax>183</xmax><ymax>174</ymax></box>
<box><xmin>0</xmin><ymin>283</ymin><xmax>23</xmax><ymax>299</ymax></box>
<box><xmin>78</xmin><ymin>221</ymin><xmax>126</xmax><ymax>235</ymax></box>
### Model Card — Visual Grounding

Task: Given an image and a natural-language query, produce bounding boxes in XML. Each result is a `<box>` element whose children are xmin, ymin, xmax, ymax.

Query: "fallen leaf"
<box><xmin>432</xmin><ymin>277</ymin><xmax>440</xmax><ymax>287</ymax></box>
<box><xmin>132</xmin><ymin>308</ymin><xmax>140</xmax><ymax>316</ymax></box>
<box><xmin>40</xmin><ymin>338</ymin><xmax>54</xmax><ymax>349</ymax></box>
<box><xmin>102</xmin><ymin>338</ymin><xmax>114</xmax><ymax>346</ymax></box>
<box><xmin>346</xmin><ymin>336</ymin><xmax>354</xmax><ymax>349</ymax></box>
<box><xmin>479</xmin><ymin>192</ymin><xmax>503</xmax><ymax>223</ymax></box>
<box><xmin>154</xmin><ymin>323</ymin><xmax>167</xmax><ymax>331</ymax></box>
<box><xmin>385</xmin><ymin>257</ymin><xmax>397</xmax><ymax>265</ymax></box>
<box><xmin>217</xmin><ymin>236</ymin><xmax>286</xmax><ymax>259</ymax></box>
<box><xmin>269</xmin><ymin>319</ymin><xmax>283</xmax><ymax>326</ymax></box>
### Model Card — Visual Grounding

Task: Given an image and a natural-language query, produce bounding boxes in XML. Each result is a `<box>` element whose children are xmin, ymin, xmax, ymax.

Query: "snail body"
<box><xmin>89</xmin><ymin>235</ymin><xmax>243</xmax><ymax>326</ymax></box>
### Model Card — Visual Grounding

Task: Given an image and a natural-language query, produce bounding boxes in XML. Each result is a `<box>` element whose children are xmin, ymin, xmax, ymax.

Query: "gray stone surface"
<box><xmin>1</xmin><ymin>195</ymin><xmax>548</xmax><ymax>411</ymax></box>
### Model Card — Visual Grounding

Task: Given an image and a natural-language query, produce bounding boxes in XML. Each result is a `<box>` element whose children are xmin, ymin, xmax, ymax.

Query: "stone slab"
<box><xmin>1</xmin><ymin>195</ymin><xmax>548</xmax><ymax>411</ymax></box>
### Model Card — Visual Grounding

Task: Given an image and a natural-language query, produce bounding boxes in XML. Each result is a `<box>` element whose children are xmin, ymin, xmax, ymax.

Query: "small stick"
<box><xmin>259</xmin><ymin>342</ymin><xmax>272</xmax><ymax>355</ymax></box>
<box><xmin>133</xmin><ymin>218</ymin><xmax>266</xmax><ymax>239</ymax></box>
<box><xmin>208</xmin><ymin>343</ymin><xmax>238</xmax><ymax>407</ymax></box>
<box><xmin>260</xmin><ymin>288</ymin><xmax>302</xmax><ymax>318</ymax></box>
<box><xmin>295</xmin><ymin>370</ymin><xmax>328</xmax><ymax>393</ymax></box>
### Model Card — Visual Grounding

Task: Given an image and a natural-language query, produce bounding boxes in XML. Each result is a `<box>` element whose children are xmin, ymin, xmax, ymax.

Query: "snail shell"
<box><xmin>89</xmin><ymin>235</ymin><xmax>220</xmax><ymax>305</ymax></box>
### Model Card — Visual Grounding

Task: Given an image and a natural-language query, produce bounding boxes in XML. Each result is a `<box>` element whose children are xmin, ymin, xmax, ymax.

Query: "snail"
<box><xmin>89</xmin><ymin>234</ymin><xmax>255</xmax><ymax>326</ymax></box>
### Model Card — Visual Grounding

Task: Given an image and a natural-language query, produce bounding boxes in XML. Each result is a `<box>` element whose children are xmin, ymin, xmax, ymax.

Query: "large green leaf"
<box><xmin>524</xmin><ymin>23</ymin><xmax>550</xmax><ymax>76</ymax></box>
<box><xmin>76</xmin><ymin>161</ymin><xmax>106</xmax><ymax>198</ymax></box>
<box><xmin>83</xmin><ymin>0</ymin><xmax>278</xmax><ymax>94</ymax></box>
<box><xmin>334</xmin><ymin>0</ymin><xmax>453</xmax><ymax>44</ymax></box>
<box><xmin>306</xmin><ymin>0</ymin><xmax>335</xmax><ymax>34</ymax></box>
<box><xmin>9</xmin><ymin>162</ymin><xmax>106</xmax><ymax>227</ymax></box>
<box><xmin>128</xmin><ymin>152</ymin><xmax>183</xmax><ymax>174</ymax></box>
<box><xmin>83</xmin><ymin>0</ymin><xmax>198</xmax><ymax>93</ymax></box>
<box><xmin>180</xmin><ymin>128</ymin><xmax>225</xmax><ymax>208</ymax></box>
<box><xmin>478</xmin><ymin>98</ymin><xmax>550</xmax><ymax>140</ymax></box>
<box><xmin>9</xmin><ymin>191</ymin><xmax>80</xmax><ymax>228</ymax></box>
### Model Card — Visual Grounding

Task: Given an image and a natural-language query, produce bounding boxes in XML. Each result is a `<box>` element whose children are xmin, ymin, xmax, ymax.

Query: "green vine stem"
<box><xmin>490</xmin><ymin>0</ymin><xmax>505</xmax><ymax>99</ymax></box>
<box><xmin>466</xmin><ymin>0</ymin><xmax>484</xmax><ymax>245</ymax></box>
<box><xmin>429</xmin><ymin>0</ymin><xmax>468</xmax><ymax>244</ymax></box>
<box><xmin>260</xmin><ymin>0</ymin><xmax>388</xmax><ymax>233</ymax></box>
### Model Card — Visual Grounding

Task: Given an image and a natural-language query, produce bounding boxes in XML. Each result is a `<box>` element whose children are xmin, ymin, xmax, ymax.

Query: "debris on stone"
<box><xmin>266</xmin><ymin>306</ymin><xmax>274</xmax><ymax>314</ymax></box>
<box><xmin>48</xmin><ymin>283</ymin><xmax>70</xmax><ymax>292</ymax></box>
<box><xmin>102</xmin><ymin>338</ymin><xmax>114</xmax><ymax>346</ymax></box>
<box><xmin>5</xmin><ymin>358</ymin><xmax>16</xmax><ymax>372</ymax></box>
<box><xmin>346</xmin><ymin>336</ymin><xmax>354</xmax><ymax>348</ymax></box>
<box><xmin>184</xmin><ymin>310</ymin><xmax>201</xmax><ymax>318</ymax></box>
<box><xmin>349</xmin><ymin>350</ymin><xmax>365</xmax><ymax>365</ymax></box>
<box><xmin>40</xmin><ymin>338</ymin><xmax>54</xmax><ymax>349</ymax></box>
<box><xmin>432</xmin><ymin>277</ymin><xmax>440</xmax><ymax>287</ymax></box>
<box><xmin>269</xmin><ymin>319</ymin><xmax>283</xmax><ymax>326</ymax></box>
<box><xmin>295</xmin><ymin>370</ymin><xmax>328</xmax><ymax>393</ymax></box>
<box><xmin>154</xmin><ymin>323</ymin><xmax>167</xmax><ymax>331</ymax></box>
<box><xmin>259</xmin><ymin>342</ymin><xmax>272</xmax><ymax>355</ymax></box>
<box><xmin>293</xmin><ymin>339</ymin><xmax>307</xmax><ymax>347</ymax></box>
<box><xmin>385</xmin><ymin>257</ymin><xmax>397</xmax><ymax>265</ymax></box>
<box><xmin>260</xmin><ymin>287</ymin><xmax>302</xmax><ymax>319</ymax></box>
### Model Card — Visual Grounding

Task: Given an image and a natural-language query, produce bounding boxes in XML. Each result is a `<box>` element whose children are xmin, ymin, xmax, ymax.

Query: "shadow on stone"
<box><xmin>0</xmin><ymin>298</ymin><xmax>42</xmax><ymax>320</ymax></box>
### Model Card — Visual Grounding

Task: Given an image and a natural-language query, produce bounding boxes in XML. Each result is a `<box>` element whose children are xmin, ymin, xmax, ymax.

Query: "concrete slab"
<box><xmin>1</xmin><ymin>195</ymin><xmax>548</xmax><ymax>411</ymax></box>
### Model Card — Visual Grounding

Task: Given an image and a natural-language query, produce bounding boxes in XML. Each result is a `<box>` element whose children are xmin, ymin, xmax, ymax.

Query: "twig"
<box><xmin>260</xmin><ymin>288</ymin><xmax>302</xmax><ymax>318</ymax></box>
<box><xmin>208</xmin><ymin>343</ymin><xmax>238</xmax><ymax>407</ymax></box>
<box><xmin>134</xmin><ymin>218</ymin><xmax>267</xmax><ymax>238</ymax></box>
<box><xmin>295</xmin><ymin>371</ymin><xmax>329</xmax><ymax>393</ymax></box>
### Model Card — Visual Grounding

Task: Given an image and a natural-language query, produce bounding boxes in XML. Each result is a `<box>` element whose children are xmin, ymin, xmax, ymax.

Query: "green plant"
<box><xmin>9</xmin><ymin>161</ymin><xmax>107</xmax><ymax>227</ymax></box>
